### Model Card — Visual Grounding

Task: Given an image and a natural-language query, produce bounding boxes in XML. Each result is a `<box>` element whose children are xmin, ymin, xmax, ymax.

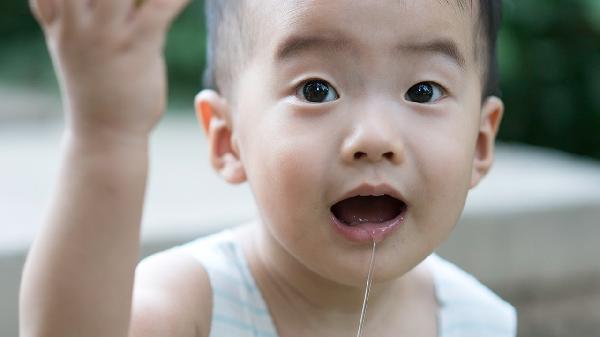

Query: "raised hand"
<box><xmin>20</xmin><ymin>2</ymin><xmax>193</xmax><ymax>337</ymax></box>
<box><xmin>30</xmin><ymin>0</ymin><xmax>190</xmax><ymax>140</ymax></box>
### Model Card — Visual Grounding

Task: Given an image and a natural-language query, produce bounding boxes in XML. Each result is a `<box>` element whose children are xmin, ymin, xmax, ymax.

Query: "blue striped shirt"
<box><xmin>181</xmin><ymin>229</ymin><xmax>517</xmax><ymax>337</ymax></box>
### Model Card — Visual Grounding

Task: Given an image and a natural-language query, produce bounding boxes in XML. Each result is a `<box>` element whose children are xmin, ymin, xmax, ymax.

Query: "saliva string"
<box><xmin>355</xmin><ymin>234</ymin><xmax>376</xmax><ymax>337</ymax></box>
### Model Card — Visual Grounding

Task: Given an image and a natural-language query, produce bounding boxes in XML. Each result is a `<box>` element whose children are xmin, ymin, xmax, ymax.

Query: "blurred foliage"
<box><xmin>1</xmin><ymin>0</ymin><xmax>599</xmax><ymax>158</ymax></box>
<box><xmin>499</xmin><ymin>0</ymin><xmax>600</xmax><ymax>158</ymax></box>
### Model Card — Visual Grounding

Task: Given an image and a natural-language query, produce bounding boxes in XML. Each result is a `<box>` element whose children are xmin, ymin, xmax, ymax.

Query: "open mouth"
<box><xmin>330</xmin><ymin>195</ymin><xmax>408</xmax><ymax>227</ymax></box>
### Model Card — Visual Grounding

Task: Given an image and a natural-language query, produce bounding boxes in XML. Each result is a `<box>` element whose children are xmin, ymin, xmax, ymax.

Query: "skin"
<box><xmin>20</xmin><ymin>0</ymin><xmax>502</xmax><ymax>337</ymax></box>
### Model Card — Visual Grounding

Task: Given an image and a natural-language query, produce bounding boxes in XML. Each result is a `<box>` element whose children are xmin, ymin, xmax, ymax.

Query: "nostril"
<box><xmin>383</xmin><ymin>152</ymin><xmax>394</xmax><ymax>160</ymax></box>
<box><xmin>354</xmin><ymin>152</ymin><xmax>367</xmax><ymax>160</ymax></box>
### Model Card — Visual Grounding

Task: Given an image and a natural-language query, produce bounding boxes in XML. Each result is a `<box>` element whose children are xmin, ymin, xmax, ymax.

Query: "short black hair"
<box><xmin>478</xmin><ymin>0</ymin><xmax>503</xmax><ymax>97</ymax></box>
<box><xmin>202</xmin><ymin>0</ymin><xmax>503</xmax><ymax>99</ymax></box>
<box><xmin>202</xmin><ymin>0</ymin><xmax>252</xmax><ymax>101</ymax></box>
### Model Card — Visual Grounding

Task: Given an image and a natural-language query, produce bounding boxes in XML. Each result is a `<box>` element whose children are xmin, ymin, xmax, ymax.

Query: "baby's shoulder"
<box><xmin>132</xmin><ymin>240</ymin><xmax>213</xmax><ymax>337</ymax></box>
<box><xmin>426</xmin><ymin>254</ymin><xmax>517</xmax><ymax>337</ymax></box>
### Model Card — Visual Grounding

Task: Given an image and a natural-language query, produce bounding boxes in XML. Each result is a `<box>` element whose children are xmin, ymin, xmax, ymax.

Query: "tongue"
<box><xmin>332</xmin><ymin>195</ymin><xmax>401</xmax><ymax>226</ymax></box>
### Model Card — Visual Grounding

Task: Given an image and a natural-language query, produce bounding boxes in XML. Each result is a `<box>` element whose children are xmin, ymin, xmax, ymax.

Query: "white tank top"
<box><xmin>180</xmin><ymin>229</ymin><xmax>516</xmax><ymax>337</ymax></box>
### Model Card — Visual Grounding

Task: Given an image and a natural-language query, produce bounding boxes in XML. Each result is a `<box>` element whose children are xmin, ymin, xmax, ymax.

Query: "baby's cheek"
<box><xmin>273</xmin><ymin>139</ymin><xmax>323</xmax><ymax>201</ymax></box>
<box><xmin>249</xmin><ymin>133</ymin><xmax>325</xmax><ymax>222</ymax></box>
<box><xmin>414</xmin><ymin>134</ymin><xmax>473</xmax><ymax>238</ymax></box>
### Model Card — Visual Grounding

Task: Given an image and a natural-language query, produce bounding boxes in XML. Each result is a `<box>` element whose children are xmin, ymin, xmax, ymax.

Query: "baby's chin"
<box><xmin>304</xmin><ymin>244</ymin><xmax>429</xmax><ymax>289</ymax></box>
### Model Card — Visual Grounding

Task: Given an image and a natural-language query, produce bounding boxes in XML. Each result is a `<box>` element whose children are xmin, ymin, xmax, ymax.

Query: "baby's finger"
<box><xmin>61</xmin><ymin>0</ymin><xmax>88</xmax><ymax>26</ymax></box>
<box><xmin>93</xmin><ymin>0</ymin><xmax>132</xmax><ymax>25</ymax></box>
<box><xmin>133</xmin><ymin>0</ymin><xmax>191</xmax><ymax>36</ymax></box>
<box><xmin>30</xmin><ymin>0</ymin><xmax>58</xmax><ymax>25</ymax></box>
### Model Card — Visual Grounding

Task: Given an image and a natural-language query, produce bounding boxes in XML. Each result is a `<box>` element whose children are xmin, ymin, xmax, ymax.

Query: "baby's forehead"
<box><xmin>249</xmin><ymin>0</ymin><xmax>480</xmax><ymax>68</ymax></box>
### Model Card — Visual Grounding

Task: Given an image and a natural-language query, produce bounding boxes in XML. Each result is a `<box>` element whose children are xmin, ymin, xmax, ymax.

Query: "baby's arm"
<box><xmin>19</xmin><ymin>1</ymin><xmax>198</xmax><ymax>336</ymax></box>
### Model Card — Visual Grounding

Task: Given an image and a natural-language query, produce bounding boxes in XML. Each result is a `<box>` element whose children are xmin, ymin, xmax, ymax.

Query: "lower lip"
<box><xmin>331</xmin><ymin>212</ymin><xmax>405</xmax><ymax>244</ymax></box>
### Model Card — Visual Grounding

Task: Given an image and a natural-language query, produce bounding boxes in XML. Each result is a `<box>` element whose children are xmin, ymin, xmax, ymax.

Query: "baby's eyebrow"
<box><xmin>396</xmin><ymin>38</ymin><xmax>466</xmax><ymax>69</ymax></box>
<box><xmin>274</xmin><ymin>32</ymin><xmax>355</xmax><ymax>62</ymax></box>
<box><xmin>274</xmin><ymin>31</ymin><xmax>466</xmax><ymax>70</ymax></box>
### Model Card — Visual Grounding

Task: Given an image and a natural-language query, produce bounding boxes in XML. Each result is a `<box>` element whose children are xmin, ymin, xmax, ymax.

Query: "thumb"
<box><xmin>30</xmin><ymin>0</ymin><xmax>59</xmax><ymax>25</ymax></box>
<box><xmin>134</xmin><ymin>0</ymin><xmax>192</xmax><ymax>35</ymax></box>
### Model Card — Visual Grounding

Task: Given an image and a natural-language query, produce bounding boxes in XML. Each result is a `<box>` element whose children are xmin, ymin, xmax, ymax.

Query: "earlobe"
<box><xmin>194</xmin><ymin>90</ymin><xmax>247</xmax><ymax>185</ymax></box>
<box><xmin>470</xmin><ymin>96</ymin><xmax>504</xmax><ymax>188</ymax></box>
<box><xmin>219</xmin><ymin>152</ymin><xmax>247</xmax><ymax>184</ymax></box>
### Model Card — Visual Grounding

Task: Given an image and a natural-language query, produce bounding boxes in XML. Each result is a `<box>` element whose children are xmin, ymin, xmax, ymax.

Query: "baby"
<box><xmin>21</xmin><ymin>0</ymin><xmax>516</xmax><ymax>336</ymax></box>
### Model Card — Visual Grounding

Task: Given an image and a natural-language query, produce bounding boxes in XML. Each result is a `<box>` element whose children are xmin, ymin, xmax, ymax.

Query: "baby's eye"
<box><xmin>297</xmin><ymin>79</ymin><xmax>339</xmax><ymax>103</ymax></box>
<box><xmin>405</xmin><ymin>82</ymin><xmax>445</xmax><ymax>104</ymax></box>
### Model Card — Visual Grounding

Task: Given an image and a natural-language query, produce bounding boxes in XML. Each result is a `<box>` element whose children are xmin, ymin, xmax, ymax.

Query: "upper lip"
<box><xmin>331</xmin><ymin>183</ymin><xmax>408</xmax><ymax>207</ymax></box>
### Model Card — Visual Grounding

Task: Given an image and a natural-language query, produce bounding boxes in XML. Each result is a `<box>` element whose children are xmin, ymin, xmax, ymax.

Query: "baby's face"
<box><xmin>215</xmin><ymin>0</ymin><xmax>501</xmax><ymax>284</ymax></box>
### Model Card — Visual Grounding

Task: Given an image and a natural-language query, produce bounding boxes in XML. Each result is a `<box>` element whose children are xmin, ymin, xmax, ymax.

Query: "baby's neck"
<box><xmin>235</xmin><ymin>223</ymin><xmax>436</xmax><ymax>337</ymax></box>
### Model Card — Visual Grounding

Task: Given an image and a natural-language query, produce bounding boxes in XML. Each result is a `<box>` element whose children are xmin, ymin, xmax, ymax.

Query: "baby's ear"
<box><xmin>470</xmin><ymin>96</ymin><xmax>504</xmax><ymax>189</ymax></box>
<box><xmin>195</xmin><ymin>90</ymin><xmax>246</xmax><ymax>184</ymax></box>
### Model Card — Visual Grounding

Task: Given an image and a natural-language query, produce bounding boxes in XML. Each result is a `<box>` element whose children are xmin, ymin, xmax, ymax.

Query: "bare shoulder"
<box><xmin>129</xmin><ymin>247</ymin><xmax>212</xmax><ymax>337</ymax></box>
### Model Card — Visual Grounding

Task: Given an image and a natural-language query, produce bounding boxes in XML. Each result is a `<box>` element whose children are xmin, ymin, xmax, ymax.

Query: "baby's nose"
<box><xmin>340</xmin><ymin>126</ymin><xmax>404</xmax><ymax>165</ymax></box>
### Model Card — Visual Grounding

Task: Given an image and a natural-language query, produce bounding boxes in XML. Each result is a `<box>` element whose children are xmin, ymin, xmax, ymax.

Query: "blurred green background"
<box><xmin>1</xmin><ymin>0</ymin><xmax>599</xmax><ymax>159</ymax></box>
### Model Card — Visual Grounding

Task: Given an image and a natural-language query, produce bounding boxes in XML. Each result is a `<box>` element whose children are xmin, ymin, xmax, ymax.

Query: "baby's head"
<box><xmin>195</xmin><ymin>0</ymin><xmax>504</xmax><ymax>285</ymax></box>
